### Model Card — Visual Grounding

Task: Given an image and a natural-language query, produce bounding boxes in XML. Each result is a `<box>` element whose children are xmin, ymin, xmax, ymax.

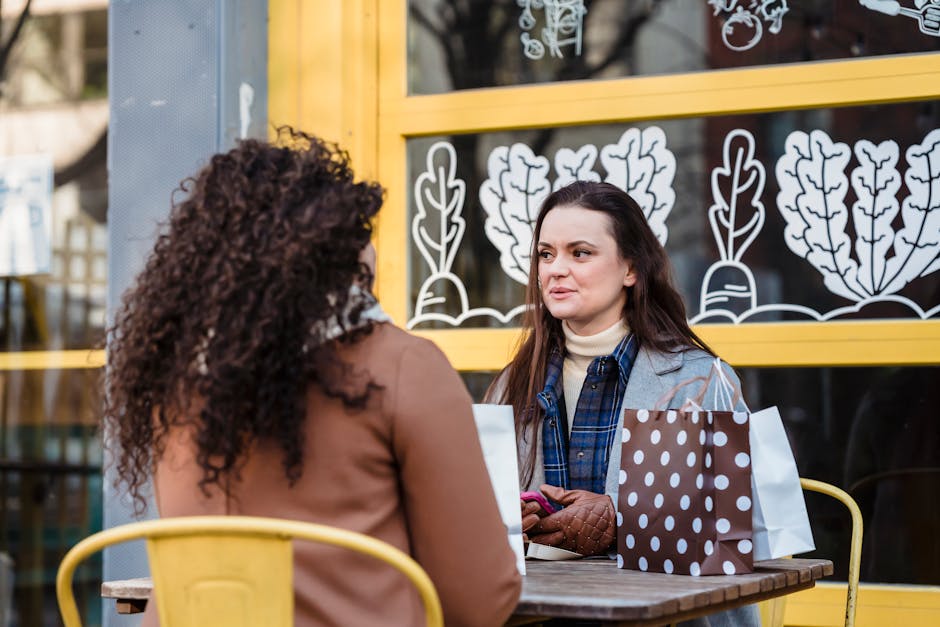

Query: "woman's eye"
<box><xmin>573</xmin><ymin>249</ymin><xmax>591</xmax><ymax>258</ymax></box>
<box><xmin>538</xmin><ymin>250</ymin><xmax>552</xmax><ymax>260</ymax></box>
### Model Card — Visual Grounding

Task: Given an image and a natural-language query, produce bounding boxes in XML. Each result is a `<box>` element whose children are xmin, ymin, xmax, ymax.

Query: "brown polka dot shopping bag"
<box><xmin>616</xmin><ymin>364</ymin><xmax>754</xmax><ymax>575</ymax></box>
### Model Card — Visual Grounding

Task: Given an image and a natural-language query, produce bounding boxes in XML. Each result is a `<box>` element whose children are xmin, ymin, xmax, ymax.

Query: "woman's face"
<box><xmin>536</xmin><ymin>205</ymin><xmax>636</xmax><ymax>336</ymax></box>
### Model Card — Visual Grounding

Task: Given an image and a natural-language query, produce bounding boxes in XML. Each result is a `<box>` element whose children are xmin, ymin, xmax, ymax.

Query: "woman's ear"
<box><xmin>623</xmin><ymin>263</ymin><xmax>638</xmax><ymax>287</ymax></box>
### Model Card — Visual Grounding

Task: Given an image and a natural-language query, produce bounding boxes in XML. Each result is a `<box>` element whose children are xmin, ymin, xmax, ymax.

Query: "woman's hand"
<box><xmin>520</xmin><ymin>499</ymin><xmax>544</xmax><ymax>538</ymax></box>
<box><xmin>527</xmin><ymin>484</ymin><xmax>616</xmax><ymax>556</ymax></box>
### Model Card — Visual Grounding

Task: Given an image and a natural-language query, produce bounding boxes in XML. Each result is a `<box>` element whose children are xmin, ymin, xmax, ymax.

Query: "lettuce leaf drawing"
<box><xmin>775</xmin><ymin>130</ymin><xmax>863</xmax><ymax>301</ymax></box>
<box><xmin>412</xmin><ymin>141</ymin><xmax>466</xmax><ymax>276</ymax></box>
<box><xmin>600</xmin><ymin>127</ymin><xmax>676</xmax><ymax>244</ymax></box>
<box><xmin>553</xmin><ymin>145</ymin><xmax>600</xmax><ymax>190</ymax></box>
<box><xmin>850</xmin><ymin>139</ymin><xmax>901</xmax><ymax>296</ymax></box>
<box><xmin>480</xmin><ymin>143</ymin><xmax>551</xmax><ymax>285</ymax></box>
<box><xmin>881</xmin><ymin>128</ymin><xmax>940</xmax><ymax>293</ymax></box>
<box><xmin>709</xmin><ymin>129</ymin><xmax>765</xmax><ymax>262</ymax></box>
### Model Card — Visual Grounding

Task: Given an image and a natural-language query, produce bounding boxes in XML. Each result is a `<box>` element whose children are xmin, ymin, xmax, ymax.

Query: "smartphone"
<box><xmin>520</xmin><ymin>490</ymin><xmax>558</xmax><ymax>515</ymax></box>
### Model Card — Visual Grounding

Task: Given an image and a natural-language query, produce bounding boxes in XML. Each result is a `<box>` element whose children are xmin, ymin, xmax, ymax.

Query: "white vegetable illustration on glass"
<box><xmin>517</xmin><ymin>0</ymin><xmax>587</xmax><ymax>60</ymax></box>
<box><xmin>408</xmin><ymin>141</ymin><xmax>526</xmax><ymax>328</ymax></box>
<box><xmin>699</xmin><ymin>130</ymin><xmax>766</xmax><ymax>317</ymax></box>
<box><xmin>410</xmin><ymin>126</ymin><xmax>938</xmax><ymax>329</ymax></box>
<box><xmin>775</xmin><ymin>128</ymin><xmax>939</xmax><ymax>318</ymax></box>
<box><xmin>694</xmin><ymin>127</ymin><xmax>939</xmax><ymax>323</ymax></box>
<box><xmin>707</xmin><ymin>0</ymin><xmax>790</xmax><ymax>51</ymax></box>
<box><xmin>599</xmin><ymin>127</ymin><xmax>676</xmax><ymax>245</ymax></box>
<box><xmin>480</xmin><ymin>143</ymin><xmax>552</xmax><ymax>286</ymax></box>
<box><xmin>859</xmin><ymin>0</ymin><xmax>940</xmax><ymax>37</ymax></box>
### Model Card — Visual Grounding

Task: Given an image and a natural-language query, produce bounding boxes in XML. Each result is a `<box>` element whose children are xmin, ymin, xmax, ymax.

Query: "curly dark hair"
<box><xmin>104</xmin><ymin>127</ymin><xmax>385</xmax><ymax>512</ymax></box>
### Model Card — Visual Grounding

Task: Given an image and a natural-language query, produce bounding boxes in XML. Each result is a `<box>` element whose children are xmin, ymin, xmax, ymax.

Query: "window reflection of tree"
<box><xmin>408</xmin><ymin>1</ymin><xmax>667</xmax><ymax>311</ymax></box>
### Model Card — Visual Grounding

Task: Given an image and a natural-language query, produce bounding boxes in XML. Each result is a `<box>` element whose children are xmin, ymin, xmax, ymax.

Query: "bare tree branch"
<box><xmin>0</xmin><ymin>0</ymin><xmax>32</xmax><ymax>79</ymax></box>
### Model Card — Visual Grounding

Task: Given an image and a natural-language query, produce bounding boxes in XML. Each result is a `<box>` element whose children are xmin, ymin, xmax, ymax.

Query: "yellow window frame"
<box><xmin>268</xmin><ymin>1</ymin><xmax>940</xmax><ymax>621</ymax></box>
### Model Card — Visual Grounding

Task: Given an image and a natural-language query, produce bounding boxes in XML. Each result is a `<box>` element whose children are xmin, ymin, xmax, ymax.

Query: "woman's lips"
<box><xmin>548</xmin><ymin>287</ymin><xmax>574</xmax><ymax>298</ymax></box>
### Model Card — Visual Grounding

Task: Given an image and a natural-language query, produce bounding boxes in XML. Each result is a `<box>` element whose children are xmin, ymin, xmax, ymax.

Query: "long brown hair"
<box><xmin>103</xmin><ymin>127</ymin><xmax>385</xmax><ymax>512</ymax></box>
<box><xmin>490</xmin><ymin>181</ymin><xmax>714</xmax><ymax>485</ymax></box>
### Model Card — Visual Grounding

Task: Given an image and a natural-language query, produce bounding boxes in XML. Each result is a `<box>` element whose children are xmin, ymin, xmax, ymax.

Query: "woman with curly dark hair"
<box><xmin>104</xmin><ymin>128</ymin><xmax>520</xmax><ymax>627</ymax></box>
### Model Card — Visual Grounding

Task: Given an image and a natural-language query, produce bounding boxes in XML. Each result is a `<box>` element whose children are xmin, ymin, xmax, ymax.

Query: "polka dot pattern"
<box><xmin>616</xmin><ymin>408</ymin><xmax>754</xmax><ymax>575</ymax></box>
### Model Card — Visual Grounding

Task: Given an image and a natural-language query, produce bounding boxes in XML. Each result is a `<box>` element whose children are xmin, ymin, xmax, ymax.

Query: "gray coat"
<box><xmin>517</xmin><ymin>344</ymin><xmax>748</xmax><ymax>506</ymax></box>
<box><xmin>510</xmin><ymin>344</ymin><xmax>761</xmax><ymax>627</ymax></box>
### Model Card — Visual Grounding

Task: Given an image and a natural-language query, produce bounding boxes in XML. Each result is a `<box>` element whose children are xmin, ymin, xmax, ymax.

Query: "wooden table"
<box><xmin>102</xmin><ymin>557</ymin><xmax>832</xmax><ymax>626</ymax></box>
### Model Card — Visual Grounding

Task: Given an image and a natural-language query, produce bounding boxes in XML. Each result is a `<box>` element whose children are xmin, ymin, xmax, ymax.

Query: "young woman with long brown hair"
<box><xmin>487</xmin><ymin>180</ymin><xmax>758</xmax><ymax>626</ymax></box>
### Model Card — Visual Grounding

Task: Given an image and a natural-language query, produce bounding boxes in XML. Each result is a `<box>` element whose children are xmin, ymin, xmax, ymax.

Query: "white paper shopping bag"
<box><xmin>749</xmin><ymin>406</ymin><xmax>815</xmax><ymax>560</ymax></box>
<box><xmin>472</xmin><ymin>404</ymin><xmax>525</xmax><ymax>575</ymax></box>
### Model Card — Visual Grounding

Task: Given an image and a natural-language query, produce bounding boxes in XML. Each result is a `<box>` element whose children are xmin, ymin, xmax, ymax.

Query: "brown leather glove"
<box><xmin>528</xmin><ymin>483</ymin><xmax>616</xmax><ymax>556</ymax></box>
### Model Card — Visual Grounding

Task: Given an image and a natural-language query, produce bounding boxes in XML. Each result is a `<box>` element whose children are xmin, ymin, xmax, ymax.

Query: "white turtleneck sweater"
<box><xmin>562</xmin><ymin>319</ymin><xmax>631</xmax><ymax>432</ymax></box>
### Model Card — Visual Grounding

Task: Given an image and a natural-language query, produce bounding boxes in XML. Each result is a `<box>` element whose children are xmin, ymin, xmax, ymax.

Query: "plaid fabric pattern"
<box><xmin>539</xmin><ymin>334</ymin><xmax>638</xmax><ymax>494</ymax></box>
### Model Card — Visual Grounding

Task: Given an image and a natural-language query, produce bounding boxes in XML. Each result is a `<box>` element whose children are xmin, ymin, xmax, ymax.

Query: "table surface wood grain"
<box><xmin>102</xmin><ymin>557</ymin><xmax>833</xmax><ymax>626</ymax></box>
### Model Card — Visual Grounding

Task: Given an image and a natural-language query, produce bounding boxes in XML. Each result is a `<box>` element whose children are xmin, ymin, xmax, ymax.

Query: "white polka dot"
<box><xmin>690</xmin><ymin>562</ymin><xmax>701</xmax><ymax>576</ymax></box>
<box><xmin>619</xmin><ymin>469</ymin><xmax>628</xmax><ymax>485</ymax></box>
<box><xmin>650</xmin><ymin>536</ymin><xmax>660</xmax><ymax>551</ymax></box>
<box><xmin>714</xmin><ymin>431</ymin><xmax>728</xmax><ymax>446</ymax></box>
<box><xmin>705</xmin><ymin>452</ymin><xmax>712</xmax><ymax>468</ymax></box>
<box><xmin>677</xmin><ymin>538</ymin><xmax>688</xmax><ymax>554</ymax></box>
<box><xmin>626</xmin><ymin>534</ymin><xmax>635</xmax><ymax>549</ymax></box>
<box><xmin>691</xmin><ymin>411</ymin><xmax>700</xmax><ymax>424</ymax></box>
<box><xmin>699</xmin><ymin>429</ymin><xmax>706</xmax><ymax>445</ymax></box>
<box><xmin>738</xmin><ymin>539</ymin><xmax>753</xmax><ymax>554</ymax></box>
<box><xmin>707</xmin><ymin>412</ymin><xmax>714</xmax><ymax>425</ymax></box>
<box><xmin>669</xmin><ymin>472</ymin><xmax>680</xmax><ymax>488</ymax></box>
<box><xmin>665</xmin><ymin>515</ymin><xmax>675</xmax><ymax>531</ymax></box>
<box><xmin>637</xmin><ymin>409</ymin><xmax>650</xmax><ymax>423</ymax></box>
<box><xmin>638</xmin><ymin>556</ymin><xmax>648</xmax><ymax>571</ymax></box>
<box><xmin>622</xmin><ymin>428</ymin><xmax>632</xmax><ymax>443</ymax></box>
<box><xmin>735</xmin><ymin>452</ymin><xmax>751</xmax><ymax>468</ymax></box>
<box><xmin>733</xmin><ymin>411</ymin><xmax>748</xmax><ymax>424</ymax></box>
<box><xmin>696</xmin><ymin>473</ymin><xmax>704</xmax><ymax>489</ymax></box>
<box><xmin>723</xmin><ymin>561</ymin><xmax>736</xmax><ymax>575</ymax></box>
<box><xmin>677</xmin><ymin>430</ymin><xmax>687</xmax><ymax>445</ymax></box>
<box><xmin>705</xmin><ymin>496</ymin><xmax>714</xmax><ymax>512</ymax></box>
<box><xmin>680</xmin><ymin>494</ymin><xmax>691</xmax><ymax>510</ymax></box>
<box><xmin>654</xmin><ymin>493</ymin><xmax>664</xmax><ymax>508</ymax></box>
<box><xmin>705</xmin><ymin>540</ymin><xmax>714</xmax><ymax>555</ymax></box>
<box><xmin>617</xmin><ymin>553</ymin><xmax>624</xmax><ymax>568</ymax></box>
<box><xmin>627</xmin><ymin>492</ymin><xmax>638</xmax><ymax>507</ymax></box>
<box><xmin>639</xmin><ymin>514</ymin><xmax>649</xmax><ymax>529</ymax></box>
<box><xmin>692</xmin><ymin>518</ymin><xmax>702</xmax><ymax>533</ymax></box>
<box><xmin>737</xmin><ymin>496</ymin><xmax>752</xmax><ymax>511</ymax></box>
<box><xmin>664</xmin><ymin>559</ymin><xmax>674</xmax><ymax>574</ymax></box>
<box><xmin>686</xmin><ymin>452</ymin><xmax>696</xmax><ymax>467</ymax></box>
<box><xmin>651</xmin><ymin>429</ymin><xmax>661</xmax><ymax>445</ymax></box>
<box><xmin>716</xmin><ymin>518</ymin><xmax>731</xmax><ymax>534</ymax></box>
<box><xmin>616</xmin><ymin>511</ymin><xmax>623</xmax><ymax>527</ymax></box>
<box><xmin>634</xmin><ymin>450</ymin><xmax>645</xmax><ymax>465</ymax></box>
<box><xmin>660</xmin><ymin>451</ymin><xmax>671</xmax><ymax>466</ymax></box>
<box><xmin>666</xmin><ymin>410</ymin><xmax>678</xmax><ymax>423</ymax></box>
<box><xmin>644</xmin><ymin>471</ymin><xmax>655</xmax><ymax>487</ymax></box>
<box><xmin>715</xmin><ymin>474</ymin><xmax>729</xmax><ymax>490</ymax></box>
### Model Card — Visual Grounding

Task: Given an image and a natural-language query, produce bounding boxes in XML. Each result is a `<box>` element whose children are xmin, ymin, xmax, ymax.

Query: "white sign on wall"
<box><xmin>0</xmin><ymin>154</ymin><xmax>54</xmax><ymax>277</ymax></box>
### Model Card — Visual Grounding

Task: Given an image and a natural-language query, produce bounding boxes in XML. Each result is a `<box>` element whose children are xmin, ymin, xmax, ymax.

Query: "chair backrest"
<box><xmin>760</xmin><ymin>478</ymin><xmax>863</xmax><ymax>627</ymax></box>
<box><xmin>799</xmin><ymin>478</ymin><xmax>863</xmax><ymax>627</ymax></box>
<box><xmin>56</xmin><ymin>515</ymin><xmax>443</xmax><ymax>627</ymax></box>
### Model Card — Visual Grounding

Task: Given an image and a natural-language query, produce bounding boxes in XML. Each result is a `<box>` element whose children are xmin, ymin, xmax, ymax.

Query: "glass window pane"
<box><xmin>0</xmin><ymin>368</ymin><xmax>104</xmax><ymax>626</ymax></box>
<box><xmin>740</xmin><ymin>365</ymin><xmax>940</xmax><ymax>585</ymax></box>
<box><xmin>408</xmin><ymin>0</ymin><xmax>940</xmax><ymax>95</ymax></box>
<box><xmin>406</xmin><ymin>102</ymin><xmax>940</xmax><ymax>329</ymax></box>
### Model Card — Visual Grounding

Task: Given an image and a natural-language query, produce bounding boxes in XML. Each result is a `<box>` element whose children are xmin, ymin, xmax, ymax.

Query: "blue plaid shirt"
<box><xmin>538</xmin><ymin>333</ymin><xmax>638</xmax><ymax>494</ymax></box>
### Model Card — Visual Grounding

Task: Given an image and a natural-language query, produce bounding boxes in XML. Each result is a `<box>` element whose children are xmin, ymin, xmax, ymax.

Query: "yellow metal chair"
<box><xmin>57</xmin><ymin>515</ymin><xmax>444</xmax><ymax>627</ymax></box>
<box><xmin>758</xmin><ymin>478</ymin><xmax>863</xmax><ymax>627</ymax></box>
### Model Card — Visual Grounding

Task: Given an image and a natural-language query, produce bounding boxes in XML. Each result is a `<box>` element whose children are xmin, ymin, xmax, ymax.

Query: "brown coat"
<box><xmin>145</xmin><ymin>323</ymin><xmax>521</xmax><ymax>627</ymax></box>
